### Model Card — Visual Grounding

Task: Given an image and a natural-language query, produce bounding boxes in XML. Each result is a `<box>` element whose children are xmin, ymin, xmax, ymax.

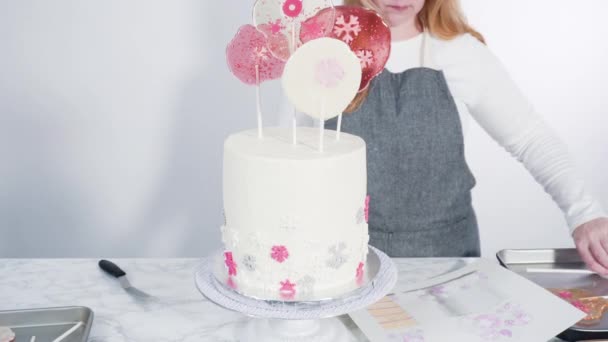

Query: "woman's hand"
<box><xmin>573</xmin><ymin>217</ymin><xmax>608</xmax><ymax>275</ymax></box>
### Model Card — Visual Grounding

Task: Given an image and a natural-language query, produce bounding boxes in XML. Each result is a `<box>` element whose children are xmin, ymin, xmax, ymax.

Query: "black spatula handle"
<box><xmin>99</xmin><ymin>259</ymin><xmax>126</xmax><ymax>278</ymax></box>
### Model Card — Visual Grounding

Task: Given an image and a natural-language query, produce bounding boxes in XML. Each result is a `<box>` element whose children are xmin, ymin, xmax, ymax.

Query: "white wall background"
<box><xmin>0</xmin><ymin>1</ymin><xmax>606</xmax><ymax>257</ymax></box>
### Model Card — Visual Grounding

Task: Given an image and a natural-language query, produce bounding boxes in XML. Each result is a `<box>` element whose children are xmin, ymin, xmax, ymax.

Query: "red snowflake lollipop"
<box><xmin>226</xmin><ymin>24</ymin><xmax>285</xmax><ymax>85</ymax></box>
<box><xmin>301</xmin><ymin>6</ymin><xmax>391</xmax><ymax>92</ymax></box>
<box><xmin>253</xmin><ymin>0</ymin><xmax>335</xmax><ymax>60</ymax></box>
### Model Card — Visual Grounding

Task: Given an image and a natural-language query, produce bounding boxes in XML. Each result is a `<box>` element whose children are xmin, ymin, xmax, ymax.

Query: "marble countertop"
<box><xmin>0</xmin><ymin>258</ymin><xmax>565</xmax><ymax>341</ymax></box>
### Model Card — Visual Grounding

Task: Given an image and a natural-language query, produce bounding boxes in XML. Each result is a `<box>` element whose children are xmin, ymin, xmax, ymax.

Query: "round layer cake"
<box><xmin>221</xmin><ymin>127</ymin><xmax>369</xmax><ymax>300</ymax></box>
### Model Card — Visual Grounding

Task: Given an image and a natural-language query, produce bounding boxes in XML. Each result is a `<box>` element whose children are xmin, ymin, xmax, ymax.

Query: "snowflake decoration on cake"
<box><xmin>242</xmin><ymin>254</ymin><xmax>257</xmax><ymax>272</ymax></box>
<box><xmin>334</xmin><ymin>15</ymin><xmax>361</xmax><ymax>44</ymax></box>
<box><xmin>280</xmin><ymin>279</ymin><xmax>297</xmax><ymax>299</ymax></box>
<box><xmin>224</xmin><ymin>251</ymin><xmax>237</xmax><ymax>276</ymax></box>
<box><xmin>356</xmin><ymin>207</ymin><xmax>365</xmax><ymax>224</ymax></box>
<box><xmin>298</xmin><ymin>275</ymin><xmax>316</xmax><ymax>296</ymax></box>
<box><xmin>271</xmin><ymin>245</ymin><xmax>290</xmax><ymax>263</ymax></box>
<box><xmin>279</xmin><ymin>216</ymin><xmax>300</xmax><ymax>231</ymax></box>
<box><xmin>221</xmin><ymin>208</ymin><xmax>227</xmax><ymax>226</ymax></box>
<box><xmin>364</xmin><ymin>195</ymin><xmax>370</xmax><ymax>223</ymax></box>
<box><xmin>326</xmin><ymin>242</ymin><xmax>348</xmax><ymax>269</ymax></box>
<box><xmin>246</xmin><ymin>232</ymin><xmax>264</xmax><ymax>251</ymax></box>
<box><xmin>356</xmin><ymin>49</ymin><xmax>374</xmax><ymax>69</ymax></box>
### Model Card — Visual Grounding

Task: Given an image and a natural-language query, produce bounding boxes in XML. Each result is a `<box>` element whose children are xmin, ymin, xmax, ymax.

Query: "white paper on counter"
<box><xmin>349</xmin><ymin>259</ymin><xmax>586</xmax><ymax>342</ymax></box>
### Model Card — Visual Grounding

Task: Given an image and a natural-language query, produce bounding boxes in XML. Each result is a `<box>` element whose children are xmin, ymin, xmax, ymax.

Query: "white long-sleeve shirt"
<box><xmin>279</xmin><ymin>33</ymin><xmax>605</xmax><ymax>234</ymax></box>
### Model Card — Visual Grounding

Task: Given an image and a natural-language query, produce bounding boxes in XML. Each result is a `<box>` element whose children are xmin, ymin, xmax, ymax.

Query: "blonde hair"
<box><xmin>343</xmin><ymin>0</ymin><xmax>485</xmax><ymax>112</ymax></box>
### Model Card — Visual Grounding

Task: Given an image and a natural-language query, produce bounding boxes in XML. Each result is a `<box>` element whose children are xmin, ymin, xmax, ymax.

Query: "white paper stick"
<box><xmin>52</xmin><ymin>322</ymin><xmax>82</xmax><ymax>342</ymax></box>
<box><xmin>255</xmin><ymin>64</ymin><xmax>263</xmax><ymax>139</ymax></box>
<box><xmin>30</xmin><ymin>337</ymin><xmax>36</xmax><ymax>342</ymax></box>
<box><xmin>319</xmin><ymin>99</ymin><xmax>326</xmax><ymax>153</ymax></box>
<box><xmin>290</xmin><ymin>22</ymin><xmax>297</xmax><ymax>145</ymax></box>
<box><xmin>336</xmin><ymin>112</ymin><xmax>343</xmax><ymax>141</ymax></box>
<box><xmin>292</xmin><ymin>109</ymin><xmax>297</xmax><ymax>145</ymax></box>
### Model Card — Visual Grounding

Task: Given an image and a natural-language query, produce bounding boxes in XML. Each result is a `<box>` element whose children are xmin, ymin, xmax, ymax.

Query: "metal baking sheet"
<box><xmin>0</xmin><ymin>306</ymin><xmax>93</xmax><ymax>342</ymax></box>
<box><xmin>497</xmin><ymin>248</ymin><xmax>608</xmax><ymax>341</ymax></box>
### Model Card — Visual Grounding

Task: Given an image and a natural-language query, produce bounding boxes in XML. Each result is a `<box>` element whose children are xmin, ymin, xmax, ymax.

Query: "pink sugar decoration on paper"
<box><xmin>364</xmin><ymin>195</ymin><xmax>370</xmax><ymax>223</ymax></box>
<box><xmin>271</xmin><ymin>245</ymin><xmax>289</xmax><ymax>263</ymax></box>
<box><xmin>282</xmin><ymin>0</ymin><xmax>303</xmax><ymax>18</ymax></box>
<box><xmin>315</xmin><ymin>58</ymin><xmax>345</xmax><ymax>88</ymax></box>
<box><xmin>280</xmin><ymin>279</ymin><xmax>296</xmax><ymax>299</ymax></box>
<box><xmin>226</xmin><ymin>25</ymin><xmax>285</xmax><ymax>85</ymax></box>
<box><xmin>224</xmin><ymin>251</ymin><xmax>237</xmax><ymax>276</ymax></box>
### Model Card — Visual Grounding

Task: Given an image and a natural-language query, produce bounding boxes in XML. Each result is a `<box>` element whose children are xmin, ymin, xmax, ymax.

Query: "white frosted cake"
<box><xmin>220</xmin><ymin>127</ymin><xmax>369</xmax><ymax>300</ymax></box>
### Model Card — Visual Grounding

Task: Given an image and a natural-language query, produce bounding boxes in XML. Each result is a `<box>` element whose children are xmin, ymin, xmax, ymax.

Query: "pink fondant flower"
<box><xmin>224</xmin><ymin>251</ymin><xmax>237</xmax><ymax>276</ymax></box>
<box><xmin>282</xmin><ymin>0</ymin><xmax>303</xmax><ymax>18</ymax></box>
<box><xmin>364</xmin><ymin>195</ymin><xmax>370</xmax><ymax>223</ymax></box>
<box><xmin>280</xmin><ymin>279</ymin><xmax>296</xmax><ymax>299</ymax></box>
<box><xmin>227</xmin><ymin>276</ymin><xmax>237</xmax><ymax>289</ymax></box>
<box><xmin>356</xmin><ymin>262</ymin><xmax>365</xmax><ymax>278</ymax></box>
<box><xmin>271</xmin><ymin>245</ymin><xmax>290</xmax><ymax>263</ymax></box>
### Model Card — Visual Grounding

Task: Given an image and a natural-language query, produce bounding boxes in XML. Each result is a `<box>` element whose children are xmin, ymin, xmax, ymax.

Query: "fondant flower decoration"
<box><xmin>301</xmin><ymin>6</ymin><xmax>391</xmax><ymax>91</ymax></box>
<box><xmin>279</xmin><ymin>279</ymin><xmax>297</xmax><ymax>299</ymax></box>
<box><xmin>282</xmin><ymin>37</ymin><xmax>361</xmax><ymax>120</ymax></box>
<box><xmin>356</xmin><ymin>262</ymin><xmax>365</xmax><ymax>279</ymax></box>
<box><xmin>227</xmin><ymin>276</ymin><xmax>237</xmax><ymax>289</ymax></box>
<box><xmin>253</xmin><ymin>0</ymin><xmax>335</xmax><ymax>60</ymax></box>
<box><xmin>271</xmin><ymin>245</ymin><xmax>290</xmax><ymax>262</ymax></box>
<box><xmin>224</xmin><ymin>251</ymin><xmax>237</xmax><ymax>276</ymax></box>
<box><xmin>226</xmin><ymin>24</ymin><xmax>285</xmax><ymax>85</ymax></box>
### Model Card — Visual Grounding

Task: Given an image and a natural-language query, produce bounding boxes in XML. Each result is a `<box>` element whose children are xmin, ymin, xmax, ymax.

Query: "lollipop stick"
<box><xmin>255</xmin><ymin>64</ymin><xmax>263</xmax><ymax>139</ymax></box>
<box><xmin>319</xmin><ymin>99</ymin><xmax>326</xmax><ymax>153</ymax></box>
<box><xmin>292</xmin><ymin>108</ymin><xmax>297</xmax><ymax>145</ymax></box>
<box><xmin>290</xmin><ymin>22</ymin><xmax>297</xmax><ymax>145</ymax></box>
<box><xmin>336</xmin><ymin>112</ymin><xmax>343</xmax><ymax>141</ymax></box>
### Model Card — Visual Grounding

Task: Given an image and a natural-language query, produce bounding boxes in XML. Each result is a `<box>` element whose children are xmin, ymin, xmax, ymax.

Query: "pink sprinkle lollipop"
<box><xmin>253</xmin><ymin>0</ymin><xmax>335</xmax><ymax>60</ymax></box>
<box><xmin>226</xmin><ymin>24</ymin><xmax>285</xmax><ymax>85</ymax></box>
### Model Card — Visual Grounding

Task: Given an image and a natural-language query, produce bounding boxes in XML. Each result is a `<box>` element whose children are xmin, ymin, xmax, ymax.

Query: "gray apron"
<box><xmin>327</xmin><ymin>32</ymin><xmax>480</xmax><ymax>257</ymax></box>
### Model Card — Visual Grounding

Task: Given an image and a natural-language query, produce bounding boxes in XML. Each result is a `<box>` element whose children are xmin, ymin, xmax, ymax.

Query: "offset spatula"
<box><xmin>98</xmin><ymin>259</ymin><xmax>153</xmax><ymax>299</ymax></box>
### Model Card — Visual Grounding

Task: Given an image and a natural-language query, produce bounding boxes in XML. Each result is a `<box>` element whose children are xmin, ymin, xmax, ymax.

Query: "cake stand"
<box><xmin>194</xmin><ymin>246</ymin><xmax>397</xmax><ymax>342</ymax></box>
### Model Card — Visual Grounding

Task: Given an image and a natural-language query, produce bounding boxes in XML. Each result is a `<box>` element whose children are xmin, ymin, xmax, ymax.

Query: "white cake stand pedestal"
<box><xmin>194</xmin><ymin>246</ymin><xmax>397</xmax><ymax>342</ymax></box>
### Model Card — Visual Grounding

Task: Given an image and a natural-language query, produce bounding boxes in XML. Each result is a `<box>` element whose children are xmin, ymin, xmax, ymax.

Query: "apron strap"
<box><xmin>420</xmin><ymin>30</ymin><xmax>428</xmax><ymax>68</ymax></box>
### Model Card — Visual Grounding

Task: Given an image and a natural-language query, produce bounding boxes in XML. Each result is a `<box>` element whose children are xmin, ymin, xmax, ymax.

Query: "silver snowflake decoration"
<box><xmin>279</xmin><ymin>216</ymin><xmax>299</xmax><ymax>231</ymax></box>
<box><xmin>298</xmin><ymin>275</ymin><xmax>316</xmax><ymax>296</ymax></box>
<box><xmin>326</xmin><ymin>242</ymin><xmax>348</xmax><ymax>269</ymax></box>
<box><xmin>242</xmin><ymin>254</ymin><xmax>256</xmax><ymax>272</ymax></box>
<box><xmin>356</xmin><ymin>207</ymin><xmax>365</xmax><ymax>224</ymax></box>
<box><xmin>245</xmin><ymin>232</ymin><xmax>264</xmax><ymax>251</ymax></box>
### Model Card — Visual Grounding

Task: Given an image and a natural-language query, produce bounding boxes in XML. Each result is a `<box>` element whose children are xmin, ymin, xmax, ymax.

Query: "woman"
<box><xmin>288</xmin><ymin>0</ymin><xmax>608</xmax><ymax>271</ymax></box>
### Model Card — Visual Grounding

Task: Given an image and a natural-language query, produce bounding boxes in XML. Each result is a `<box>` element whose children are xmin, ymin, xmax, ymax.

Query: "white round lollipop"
<box><xmin>282</xmin><ymin>37</ymin><xmax>362</xmax><ymax>120</ymax></box>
